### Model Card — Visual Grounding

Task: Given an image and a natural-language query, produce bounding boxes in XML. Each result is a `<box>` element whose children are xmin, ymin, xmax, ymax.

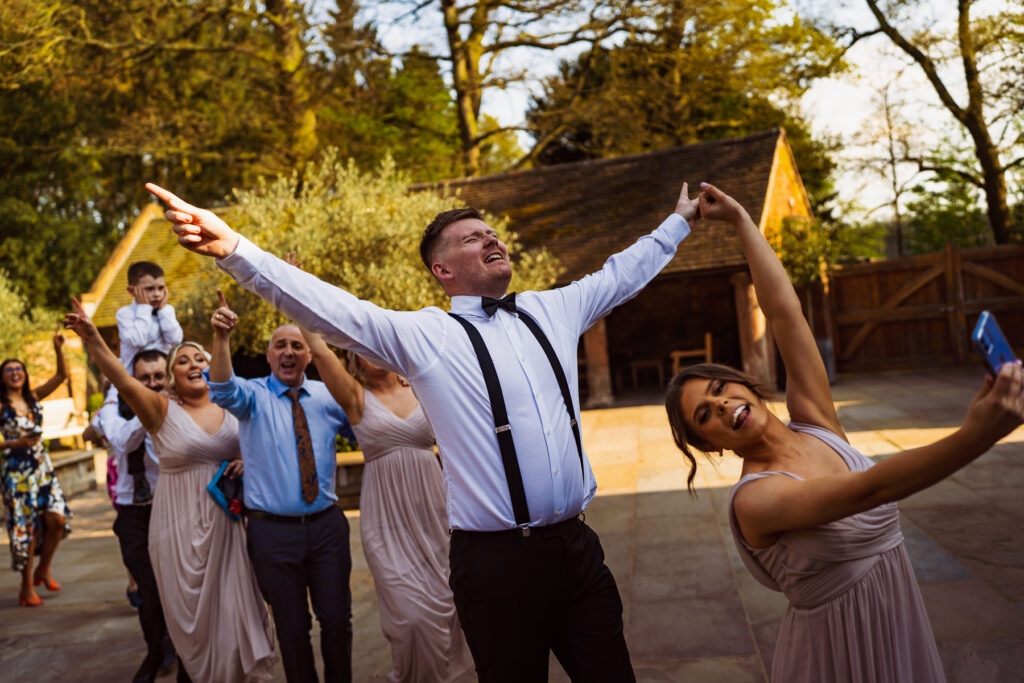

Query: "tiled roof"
<box><xmin>415</xmin><ymin>129</ymin><xmax>786</xmax><ymax>283</ymax></box>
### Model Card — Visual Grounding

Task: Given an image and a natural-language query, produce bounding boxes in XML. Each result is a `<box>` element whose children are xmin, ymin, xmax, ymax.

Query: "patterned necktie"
<box><xmin>286</xmin><ymin>389</ymin><xmax>319</xmax><ymax>504</ymax></box>
<box><xmin>481</xmin><ymin>292</ymin><xmax>517</xmax><ymax>316</ymax></box>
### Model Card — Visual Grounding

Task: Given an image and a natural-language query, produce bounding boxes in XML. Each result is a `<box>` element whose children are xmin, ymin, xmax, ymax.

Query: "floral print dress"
<box><xmin>1</xmin><ymin>403</ymin><xmax>72</xmax><ymax>571</ymax></box>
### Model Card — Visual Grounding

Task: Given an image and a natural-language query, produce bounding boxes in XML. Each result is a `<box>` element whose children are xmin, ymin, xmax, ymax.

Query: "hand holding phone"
<box><xmin>972</xmin><ymin>311</ymin><xmax>1017</xmax><ymax>374</ymax></box>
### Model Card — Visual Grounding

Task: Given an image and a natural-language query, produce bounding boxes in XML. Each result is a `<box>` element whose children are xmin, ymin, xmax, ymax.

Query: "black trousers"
<box><xmin>449</xmin><ymin>517</ymin><xmax>635</xmax><ymax>683</ymax></box>
<box><xmin>112</xmin><ymin>504</ymin><xmax>170</xmax><ymax>677</ymax></box>
<box><xmin>246</xmin><ymin>505</ymin><xmax>353</xmax><ymax>683</ymax></box>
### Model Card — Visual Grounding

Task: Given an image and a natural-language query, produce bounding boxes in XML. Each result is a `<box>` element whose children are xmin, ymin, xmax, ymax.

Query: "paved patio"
<box><xmin>2</xmin><ymin>367</ymin><xmax>1022</xmax><ymax>682</ymax></box>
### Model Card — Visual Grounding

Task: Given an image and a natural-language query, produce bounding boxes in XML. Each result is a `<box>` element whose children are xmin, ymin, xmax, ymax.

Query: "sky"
<box><xmin>358</xmin><ymin>0</ymin><xmax>1012</xmax><ymax>222</ymax></box>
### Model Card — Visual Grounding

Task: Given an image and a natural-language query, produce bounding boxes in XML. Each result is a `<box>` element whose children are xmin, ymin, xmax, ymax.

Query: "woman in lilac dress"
<box><xmin>664</xmin><ymin>183</ymin><xmax>1024</xmax><ymax>682</ymax></box>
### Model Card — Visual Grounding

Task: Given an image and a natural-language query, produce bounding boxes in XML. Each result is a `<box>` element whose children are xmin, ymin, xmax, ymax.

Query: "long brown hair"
<box><xmin>664</xmin><ymin>363</ymin><xmax>773</xmax><ymax>494</ymax></box>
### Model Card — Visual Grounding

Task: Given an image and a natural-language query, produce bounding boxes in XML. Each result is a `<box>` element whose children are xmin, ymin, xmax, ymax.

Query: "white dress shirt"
<box><xmin>98</xmin><ymin>398</ymin><xmax>160</xmax><ymax>506</ymax></box>
<box><xmin>218</xmin><ymin>213</ymin><xmax>690</xmax><ymax>531</ymax></box>
<box><xmin>115</xmin><ymin>301</ymin><xmax>184</xmax><ymax>371</ymax></box>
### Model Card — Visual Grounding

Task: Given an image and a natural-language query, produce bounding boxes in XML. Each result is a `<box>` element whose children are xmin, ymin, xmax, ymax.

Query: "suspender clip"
<box><xmin>570</xmin><ymin>418</ymin><xmax>578</xmax><ymax>427</ymax></box>
<box><xmin>495</xmin><ymin>424</ymin><xmax>511</xmax><ymax>434</ymax></box>
<box><xmin>519</xmin><ymin>524</ymin><xmax>531</xmax><ymax>537</ymax></box>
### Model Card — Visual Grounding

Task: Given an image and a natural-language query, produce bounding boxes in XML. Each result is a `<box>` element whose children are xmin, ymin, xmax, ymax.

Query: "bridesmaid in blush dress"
<box><xmin>66</xmin><ymin>300</ymin><xmax>276</xmax><ymax>683</ymax></box>
<box><xmin>663</xmin><ymin>184</ymin><xmax>1024</xmax><ymax>682</ymax></box>
<box><xmin>299</xmin><ymin>325</ymin><xmax>472</xmax><ymax>683</ymax></box>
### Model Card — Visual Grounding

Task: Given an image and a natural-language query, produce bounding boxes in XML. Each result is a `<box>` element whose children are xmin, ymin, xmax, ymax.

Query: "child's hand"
<box><xmin>127</xmin><ymin>284</ymin><xmax>146</xmax><ymax>305</ymax></box>
<box><xmin>211</xmin><ymin>289</ymin><xmax>238</xmax><ymax>335</ymax></box>
<box><xmin>673</xmin><ymin>182</ymin><xmax>700</xmax><ymax>222</ymax></box>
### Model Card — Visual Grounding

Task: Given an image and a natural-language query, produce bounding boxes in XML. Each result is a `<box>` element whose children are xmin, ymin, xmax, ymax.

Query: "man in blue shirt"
<box><xmin>206</xmin><ymin>290</ymin><xmax>356</xmax><ymax>683</ymax></box>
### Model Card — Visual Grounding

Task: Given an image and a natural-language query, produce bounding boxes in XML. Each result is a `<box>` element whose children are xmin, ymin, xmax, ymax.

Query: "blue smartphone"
<box><xmin>972</xmin><ymin>311</ymin><xmax>1016</xmax><ymax>374</ymax></box>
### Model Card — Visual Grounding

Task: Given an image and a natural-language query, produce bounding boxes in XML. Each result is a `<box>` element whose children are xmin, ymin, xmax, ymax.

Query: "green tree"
<box><xmin>842</xmin><ymin>0</ymin><xmax>1024</xmax><ymax>244</ymax></box>
<box><xmin>900</xmin><ymin>178</ymin><xmax>992</xmax><ymax>254</ymax></box>
<box><xmin>180</xmin><ymin>150</ymin><xmax>561</xmax><ymax>352</ymax></box>
<box><xmin>0</xmin><ymin>270</ymin><xmax>57</xmax><ymax>364</ymax></box>
<box><xmin>525</xmin><ymin>0</ymin><xmax>843</xmax><ymax>212</ymax></box>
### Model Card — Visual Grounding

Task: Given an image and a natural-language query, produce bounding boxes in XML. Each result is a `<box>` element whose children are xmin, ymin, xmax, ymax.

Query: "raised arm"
<box><xmin>31</xmin><ymin>327</ymin><xmax>69</xmax><ymax>401</ymax></box>
<box><xmin>64</xmin><ymin>298</ymin><xmax>167</xmax><ymax>432</ymax></box>
<box><xmin>698</xmin><ymin>183</ymin><xmax>840</xmax><ymax>436</ymax></box>
<box><xmin>735</xmin><ymin>361</ymin><xmax>1024</xmax><ymax>545</ymax></box>
<box><xmin>553</xmin><ymin>182</ymin><xmax>699</xmax><ymax>335</ymax></box>
<box><xmin>301</xmin><ymin>327</ymin><xmax>365</xmax><ymax>425</ymax></box>
<box><xmin>209</xmin><ymin>289</ymin><xmax>236</xmax><ymax>384</ymax></box>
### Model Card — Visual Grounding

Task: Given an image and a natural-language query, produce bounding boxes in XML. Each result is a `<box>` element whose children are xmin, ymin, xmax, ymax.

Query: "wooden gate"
<box><xmin>827</xmin><ymin>244</ymin><xmax>1024</xmax><ymax>373</ymax></box>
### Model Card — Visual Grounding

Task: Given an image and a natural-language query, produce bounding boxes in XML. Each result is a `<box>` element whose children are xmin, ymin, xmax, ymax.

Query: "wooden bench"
<box><xmin>40</xmin><ymin>398</ymin><xmax>88</xmax><ymax>449</ymax></box>
<box><xmin>670</xmin><ymin>332</ymin><xmax>713</xmax><ymax>376</ymax></box>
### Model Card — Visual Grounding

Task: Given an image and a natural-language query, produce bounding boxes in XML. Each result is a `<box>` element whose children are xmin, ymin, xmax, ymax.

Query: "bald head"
<box><xmin>266</xmin><ymin>324</ymin><xmax>312</xmax><ymax>388</ymax></box>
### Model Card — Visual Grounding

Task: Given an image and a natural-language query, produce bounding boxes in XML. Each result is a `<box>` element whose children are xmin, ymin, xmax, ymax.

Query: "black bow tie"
<box><xmin>481</xmin><ymin>292</ymin><xmax>517</xmax><ymax>317</ymax></box>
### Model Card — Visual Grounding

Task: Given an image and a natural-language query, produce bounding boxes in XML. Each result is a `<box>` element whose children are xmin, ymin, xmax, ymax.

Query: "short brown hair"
<box><xmin>664</xmin><ymin>363</ymin><xmax>773</xmax><ymax>494</ymax></box>
<box><xmin>127</xmin><ymin>261</ymin><xmax>164</xmax><ymax>285</ymax></box>
<box><xmin>419</xmin><ymin>207</ymin><xmax>484</xmax><ymax>271</ymax></box>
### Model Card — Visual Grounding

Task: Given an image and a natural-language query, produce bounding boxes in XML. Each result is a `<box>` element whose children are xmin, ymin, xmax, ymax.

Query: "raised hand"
<box><xmin>145</xmin><ymin>183</ymin><xmax>240</xmax><ymax>259</ymax></box>
<box><xmin>697</xmin><ymin>182</ymin><xmax>748</xmax><ymax>225</ymax></box>
<box><xmin>210</xmin><ymin>288</ymin><xmax>239</xmax><ymax>336</ymax></box>
<box><xmin>673</xmin><ymin>182</ymin><xmax>700</xmax><ymax>222</ymax></box>
<box><xmin>53</xmin><ymin>324</ymin><xmax>65</xmax><ymax>349</ymax></box>
<box><xmin>63</xmin><ymin>297</ymin><xmax>101</xmax><ymax>342</ymax></box>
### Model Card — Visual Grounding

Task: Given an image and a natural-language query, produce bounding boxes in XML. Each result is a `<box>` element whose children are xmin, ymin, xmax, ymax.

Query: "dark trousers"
<box><xmin>246</xmin><ymin>505</ymin><xmax>353</xmax><ymax>683</ymax></box>
<box><xmin>449</xmin><ymin>518</ymin><xmax>635</xmax><ymax>683</ymax></box>
<box><xmin>112</xmin><ymin>505</ymin><xmax>171</xmax><ymax>677</ymax></box>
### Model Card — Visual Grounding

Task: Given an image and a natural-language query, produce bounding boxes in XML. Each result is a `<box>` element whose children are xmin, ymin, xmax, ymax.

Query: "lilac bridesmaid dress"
<box><xmin>728</xmin><ymin>422</ymin><xmax>946</xmax><ymax>682</ymax></box>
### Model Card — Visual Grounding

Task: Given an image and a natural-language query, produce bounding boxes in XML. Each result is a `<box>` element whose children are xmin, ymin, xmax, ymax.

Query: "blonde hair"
<box><xmin>166</xmin><ymin>341</ymin><xmax>212</xmax><ymax>391</ymax></box>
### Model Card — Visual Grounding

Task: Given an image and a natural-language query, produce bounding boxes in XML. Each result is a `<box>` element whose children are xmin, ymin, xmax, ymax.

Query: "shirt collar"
<box><xmin>268</xmin><ymin>372</ymin><xmax>307</xmax><ymax>397</ymax></box>
<box><xmin>449</xmin><ymin>294</ymin><xmax>510</xmax><ymax>319</ymax></box>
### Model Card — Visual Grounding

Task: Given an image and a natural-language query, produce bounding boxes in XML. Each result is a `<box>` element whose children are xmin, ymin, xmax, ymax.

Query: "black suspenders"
<box><xmin>448</xmin><ymin>308</ymin><xmax>584</xmax><ymax>530</ymax></box>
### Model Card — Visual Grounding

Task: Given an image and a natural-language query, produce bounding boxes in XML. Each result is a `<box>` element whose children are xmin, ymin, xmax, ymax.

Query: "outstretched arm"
<box><xmin>64</xmin><ymin>298</ymin><xmax>167</xmax><ymax>432</ymax></box>
<box><xmin>553</xmin><ymin>182</ymin><xmax>700</xmax><ymax>334</ymax></box>
<box><xmin>31</xmin><ymin>327</ymin><xmax>69</xmax><ymax>401</ymax></box>
<box><xmin>734</xmin><ymin>362</ymin><xmax>1024</xmax><ymax>546</ymax></box>
<box><xmin>145</xmin><ymin>183</ymin><xmax>428</xmax><ymax>379</ymax></box>
<box><xmin>698</xmin><ymin>183</ymin><xmax>839</xmax><ymax>436</ymax></box>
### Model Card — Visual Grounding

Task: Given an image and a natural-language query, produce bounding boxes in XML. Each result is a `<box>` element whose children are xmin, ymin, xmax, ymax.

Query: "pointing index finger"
<box><xmin>145</xmin><ymin>183</ymin><xmax>199</xmax><ymax>214</ymax></box>
<box><xmin>216</xmin><ymin>288</ymin><xmax>228</xmax><ymax>308</ymax></box>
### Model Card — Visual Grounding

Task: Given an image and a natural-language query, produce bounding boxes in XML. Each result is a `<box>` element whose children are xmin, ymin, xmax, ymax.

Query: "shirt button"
<box><xmin>555</xmin><ymin>509</ymin><xmax>561</xmax><ymax>515</ymax></box>
<box><xmin>545</xmin><ymin>429</ymin><xmax>551</xmax><ymax>436</ymax></box>
<box><xmin>553</xmin><ymin>469</ymin><xmax>559</xmax><ymax>475</ymax></box>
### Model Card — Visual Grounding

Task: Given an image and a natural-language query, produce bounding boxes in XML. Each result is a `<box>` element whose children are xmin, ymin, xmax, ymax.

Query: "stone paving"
<box><xmin>1</xmin><ymin>367</ymin><xmax>1022</xmax><ymax>682</ymax></box>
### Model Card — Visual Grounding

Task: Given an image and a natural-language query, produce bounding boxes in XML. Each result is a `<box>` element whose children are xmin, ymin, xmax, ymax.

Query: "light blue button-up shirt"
<box><xmin>217</xmin><ymin>213</ymin><xmax>690</xmax><ymax>530</ymax></box>
<box><xmin>205</xmin><ymin>371</ymin><xmax>356</xmax><ymax>515</ymax></box>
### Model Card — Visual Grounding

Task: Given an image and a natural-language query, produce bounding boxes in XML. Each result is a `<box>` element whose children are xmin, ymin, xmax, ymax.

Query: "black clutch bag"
<box><xmin>207</xmin><ymin>461</ymin><xmax>244</xmax><ymax>521</ymax></box>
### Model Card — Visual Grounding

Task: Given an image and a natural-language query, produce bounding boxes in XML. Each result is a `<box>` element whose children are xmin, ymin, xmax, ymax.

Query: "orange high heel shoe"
<box><xmin>19</xmin><ymin>591</ymin><xmax>43</xmax><ymax>607</ymax></box>
<box><xmin>33</xmin><ymin>568</ymin><xmax>61</xmax><ymax>592</ymax></box>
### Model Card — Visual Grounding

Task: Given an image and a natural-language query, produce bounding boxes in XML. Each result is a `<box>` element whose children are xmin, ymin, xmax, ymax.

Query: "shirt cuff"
<box><xmin>216</xmin><ymin>235</ymin><xmax>261</xmax><ymax>281</ymax></box>
<box><xmin>660</xmin><ymin>213</ymin><xmax>691</xmax><ymax>243</ymax></box>
<box><xmin>202</xmin><ymin>367</ymin><xmax>237</xmax><ymax>391</ymax></box>
<box><xmin>156</xmin><ymin>304</ymin><xmax>176</xmax><ymax>321</ymax></box>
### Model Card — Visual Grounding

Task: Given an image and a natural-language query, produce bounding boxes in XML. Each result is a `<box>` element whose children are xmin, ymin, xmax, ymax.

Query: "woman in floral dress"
<box><xmin>1</xmin><ymin>330</ymin><xmax>73</xmax><ymax>606</ymax></box>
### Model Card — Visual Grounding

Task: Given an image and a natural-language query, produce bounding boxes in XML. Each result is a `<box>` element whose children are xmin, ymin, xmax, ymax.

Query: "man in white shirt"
<box><xmin>146</xmin><ymin>181</ymin><xmax>700</xmax><ymax>682</ymax></box>
<box><xmin>98</xmin><ymin>349</ymin><xmax>175</xmax><ymax>683</ymax></box>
